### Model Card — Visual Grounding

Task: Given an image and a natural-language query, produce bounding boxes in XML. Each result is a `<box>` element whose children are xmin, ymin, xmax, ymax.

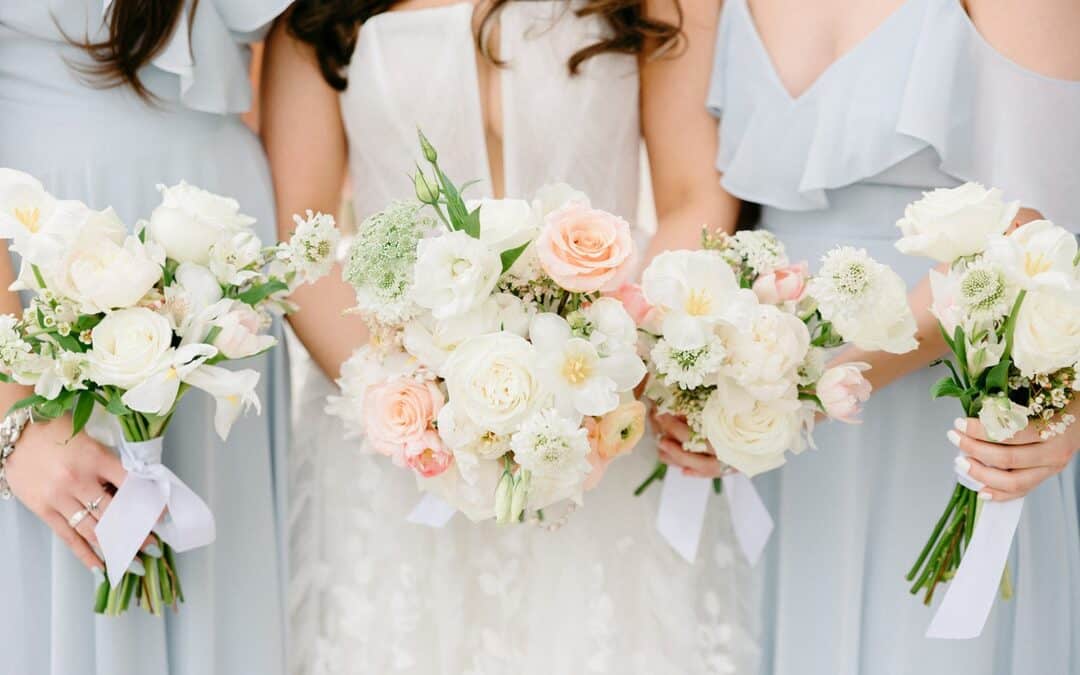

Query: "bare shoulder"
<box><xmin>964</xmin><ymin>0</ymin><xmax>1080</xmax><ymax>80</ymax></box>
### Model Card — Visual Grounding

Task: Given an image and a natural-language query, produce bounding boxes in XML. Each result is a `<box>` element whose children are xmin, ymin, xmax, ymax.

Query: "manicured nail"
<box><xmin>953</xmin><ymin>418</ymin><xmax>967</xmax><ymax>433</ymax></box>
<box><xmin>91</xmin><ymin>567</ymin><xmax>105</xmax><ymax>584</ymax></box>
<box><xmin>144</xmin><ymin>544</ymin><xmax>162</xmax><ymax>558</ymax></box>
<box><xmin>128</xmin><ymin>558</ymin><xmax>146</xmax><ymax>576</ymax></box>
<box><xmin>946</xmin><ymin>430</ymin><xmax>962</xmax><ymax>447</ymax></box>
<box><xmin>978</xmin><ymin>491</ymin><xmax>993</xmax><ymax>502</ymax></box>
<box><xmin>954</xmin><ymin>455</ymin><xmax>971</xmax><ymax>474</ymax></box>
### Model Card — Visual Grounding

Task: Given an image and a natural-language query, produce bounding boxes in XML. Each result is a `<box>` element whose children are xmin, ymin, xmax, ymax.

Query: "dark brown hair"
<box><xmin>287</xmin><ymin>0</ymin><xmax>683</xmax><ymax>91</ymax></box>
<box><xmin>68</xmin><ymin>0</ymin><xmax>199</xmax><ymax>100</ymax></box>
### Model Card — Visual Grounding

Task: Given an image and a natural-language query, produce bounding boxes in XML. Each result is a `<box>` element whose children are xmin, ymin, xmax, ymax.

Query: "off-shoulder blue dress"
<box><xmin>708</xmin><ymin>0</ymin><xmax>1080</xmax><ymax>673</ymax></box>
<box><xmin>0</xmin><ymin>2</ymin><xmax>292</xmax><ymax>673</ymax></box>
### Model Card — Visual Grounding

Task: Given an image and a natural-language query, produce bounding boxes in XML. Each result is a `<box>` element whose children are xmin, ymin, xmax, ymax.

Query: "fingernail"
<box><xmin>946</xmin><ymin>430</ymin><xmax>962</xmax><ymax>447</ymax></box>
<box><xmin>954</xmin><ymin>455</ymin><xmax>971</xmax><ymax>474</ymax></box>
<box><xmin>91</xmin><ymin>567</ymin><xmax>105</xmax><ymax>584</ymax></box>
<box><xmin>144</xmin><ymin>544</ymin><xmax>162</xmax><ymax>558</ymax></box>
<box><xmin>953</xmin><ymin>418</ymin><xmax>967</xmax><ymax>433</ymax></box>
<box><xmin>979</xmin><ymin>491</ymin><xmax>993</xmax><ymax>502</ymax></box>
<box><xmin>128</xmin><ymin>558</ymin><xmax>146</xmax><ymax>576</ymax></box>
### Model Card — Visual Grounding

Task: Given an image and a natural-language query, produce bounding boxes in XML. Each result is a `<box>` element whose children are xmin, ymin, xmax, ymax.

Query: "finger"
<box><xmin>43</xmin><ymin>510</ymin><xmax>102</xmax><ymax>570</ymax></box>
<box><xmin>681</xmin><ymin>467</ymin><xmax>714</xmax><ymax>478</ymax></box>
<box><xmin>61</xmin><ymin>496</ymin><xmax>100</xmax><ymax>548</ymax></box>
<box><xmin>949</xmin><ymin>429</ymin><xmax>1046</xmax><ymax>470</ymax></box>
<box><xmin>652</xmin><ymin>414</ymin><xmax>691</xmax><ymax>445</ymax></box>
<box><xmin>955</xmin><ymin>417</ymin><xmax>1040</xmax><ymax>445</ymax></box>
<box><xmin>957</xmin><ymin>456</ymin><xmax>1060</xmax><ymax>499</ymax></box>
<box><xmin>94</xmin><ymin>450</ymin><xmax>127</xmax><ymax>489</ymax></box>
<box><xmin>658</xmin><ymin>439</ymin><xmax>724</xmax><ymax>477</ymax></box>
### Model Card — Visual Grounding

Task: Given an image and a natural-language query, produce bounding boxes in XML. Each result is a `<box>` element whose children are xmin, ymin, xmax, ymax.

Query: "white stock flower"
<box><xmin>183</xmin><ymin>365</ymin><xmax>261</xmax><ymax>440</ymax></box>
<box><xmin>148</xmin><ymin>181</ymin><xmax>255</xmax><ymax>264</ymax></box>
<box><xmin>1011</xmin><ymin>290</ymin><xmax>1080</xmax><ymax>378</ymax></box>
<box><xmin>808</xmin><ymin>247</ymin><xmax>917</xmax><ymax>354</ymax></box>
<box><xmin>0</xmin><ymin>315</ymin><xmax>41</xmax><ymax>385</ymax></box>
<box><xmin>441</xmin><ymin>331</ymin><xmax>545</xmax><ymax>434</ymax></box>
<box><xmin>412</xmin><ymin>230</ymin><xmax>501</xmax><ymax>320</ymax></box>
<box><xmin>719</xmin><ymin>303</ymin><xmax>810</xmax><ymax>399</ymax></box>
<box><xmin>895</xmin><ymin>183</ymin><xmax>1018</xmax><ymax>262</ymax></box>
<box><xmin>983</xmin><ymin>220</ymin><xmax>1078</xmax><ymax>297</ymax></box>
<box><xmin>208</xmin><ymin>229</ymin><xmax>263</xmax><ymax>286</ymax></box>
<box><xmin>650</xmin><ymin>334</ymin><xmax>726</xmax><ymax>389</ymax></box>
<box><xmin>531</xmin><ymin>313</ymin><xmax>645</xmax><ymax>419</ymax></box>
<box><xmin>702</xmin><ymin>379</ymin><xmax>806</xmax><ymax>477</ymax></box>
<box><xmin>509</xmin><ymin>408</ymin><xmax>592</xmax><ymax>506</ymax></box>
<box><xmin>978</xmin><ymin>396</ymin><xmax>1030</xmax><ymax>442</ymax></box>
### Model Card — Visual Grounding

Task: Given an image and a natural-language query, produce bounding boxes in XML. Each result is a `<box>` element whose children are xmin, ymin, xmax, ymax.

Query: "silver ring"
<box><xmin>85</xmin><ymin>494</ymin><xmax>105</xmax><ymax>514</ymax></box>
<box><xmin>67</xmin><ymin>508</ymin><xmax>90</xmax><ymax>529</ymax></box>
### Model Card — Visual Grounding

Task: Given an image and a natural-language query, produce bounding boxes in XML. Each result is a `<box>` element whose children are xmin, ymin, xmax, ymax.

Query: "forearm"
<box><xmin>285</xmin><ymin>265</ymin><xmax>368</xmax><ymax>381</ymax></box>
<box><xmin>644</xmin><ymin>189</ymin><xmax>740</xmax><ymax>265</ymax></box>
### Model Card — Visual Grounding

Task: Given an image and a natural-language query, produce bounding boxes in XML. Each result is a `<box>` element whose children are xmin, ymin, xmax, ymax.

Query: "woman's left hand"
<box><xmin>651</xmin><ymin>411</ymin><xmax>732</xmax><ymax>478</ymax></box>
<box><xmin>949</xmin><ymin>405</ymin><xmax>1079</xmax><ymax>501</ymax></box>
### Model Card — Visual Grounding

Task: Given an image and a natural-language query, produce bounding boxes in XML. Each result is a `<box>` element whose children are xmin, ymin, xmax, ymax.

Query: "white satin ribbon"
<box><xmin>722</xmin><ymin>473</ymin><xmax>774</xmax><ymax>566</ymax></box>
<box><xmin>407</xmin><ymin>493</ymin><xmax>457</xmax><ymax>528</ymax></box>
<box><xmin>94</xmin><ymin>437</ymin><xmax>216</xmax><ymax>587</ymax></box>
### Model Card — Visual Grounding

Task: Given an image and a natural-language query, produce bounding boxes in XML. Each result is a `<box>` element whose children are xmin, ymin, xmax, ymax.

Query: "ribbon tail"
<box><xmin>154</xmin><ymin>468</ymin><xmax>216</xmax><ymax>552</ymax></box>
<box><xmin>722</xmin><ymin>473</ymin><xmax>773</xmax><ymax>566</ymax></box>
<box><xmin>94</xmin><ymin>476</ymin><xmax>168</xmax><ymax>587</ymax></box>
<box><xmin>656</xmin><ymin>469</ymin><xmax>712</xmax><ymax>563</ymax></box>
<box><xmin>926</xmin><ymin>497</ymin><xmax>1024</xmax><ymax>639</ymax></box>
<box><xmin>406</xmin><ymin>493</ymin><xmax>457</xmax><ymax>528</ymax></box>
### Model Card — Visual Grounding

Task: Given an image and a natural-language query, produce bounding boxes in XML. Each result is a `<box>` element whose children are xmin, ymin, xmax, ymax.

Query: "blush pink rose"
<box><xmin>608</xmin><ymin>283</ymin><xmax>654</xmax><ymax>326</ymax></box>
<box><xmin>752</xmin><ymin>262</ymin><xmax>808</xmax><ymax>304</ymax></box>
<box><xmin>363</xmin><ymin>377</ymin><xmax>445</xmax><ymax>460</ymax></box>
<box><xmin>817</xmin><ymin>363</ymin><xmax>872</xmax><ymax>424</ymax></box>
<box><xmin>405</xmin><ymin>431</ymin><xmax>454</xmax><ymax>477</ymax></box>
<box><xmin>536</xmin><ymin>204</ymin><xmax>634</xmax><ymax>293</ymax></box>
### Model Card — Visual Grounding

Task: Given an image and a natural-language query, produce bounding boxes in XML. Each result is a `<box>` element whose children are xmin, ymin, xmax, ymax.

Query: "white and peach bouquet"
<box><xmin>328</xmin><ymin>132</ymin><xmax>648</xmax><ymax>525</ymax></box>
<box><xmin>896</xmin><ymin>183</ymin><xmax>1077</xmax><ymax>631</ymax></box>
<box><xmin>633</xmin><ymin>228</ymin><xmax>918</xmax><ymax>493</ymax></box>
<box><xmin>0</xmin><ymin>169</ymin><xmax>335</xmax><ymax>615</ymax></box>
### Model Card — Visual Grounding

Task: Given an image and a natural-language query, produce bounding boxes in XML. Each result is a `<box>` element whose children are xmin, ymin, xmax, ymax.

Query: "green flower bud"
<box><xmin>417</xmin><ymin>129</ymin><xmax>438</xmax><ymax>163</ymax></box>
<box><xmin>413</xmin><ymin>169</ymin><xmax>439</xmax><ymax>205</ymax></box>
<box><xmin>494</xmin><ymin>470</ymin><xmax>514</xmax><ymax>524</ymax></box>
<box><xmin>509</xmin><ymin>470</ymin><xmax>531</xmax><ymax>523</ymax></box>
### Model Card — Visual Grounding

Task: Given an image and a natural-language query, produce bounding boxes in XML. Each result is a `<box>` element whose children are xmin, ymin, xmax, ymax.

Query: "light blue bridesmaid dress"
<box><xmin>708</xmin><ymin>0</ymin><xmax>1080</xmax><ymax>673</ymax></box>
<box><xmin>0</xmin><ymin>1</ymin><xmax>291</xmax><ymax>673</ymax></box>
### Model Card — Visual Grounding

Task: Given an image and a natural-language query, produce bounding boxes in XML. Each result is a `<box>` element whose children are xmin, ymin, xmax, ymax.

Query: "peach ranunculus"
<box><xmin>594</xmin><ymin>400</ymin><xmax>647</xmax><ymax>459</ymax></box>
<box><xmin>752</xmin><ymin>262</ymin><xmax>808</xmax><ymax>305</ymax></box>
<box><xmin>363</xmin><ymin>377</ymin><xmax>445</xmax><ymax>461</ymax></box>
<box><xmin>816</xmin><ymin>363</ymin><xmax>872</xmax><ymax>424</ymax></box>
<box><xmin>582</xmin><ymin>418</ymin><xmax>611</xmax><ymax>491</ymax></box>
<box><xmin>405</xmin><ymin>430</ymin><xmax>454</xmax><ymax>477</ymax></box>
<box><xmin>536</xmin><ymin>204</ymin><xmax>634</xmax><ymax>293</ymax></box>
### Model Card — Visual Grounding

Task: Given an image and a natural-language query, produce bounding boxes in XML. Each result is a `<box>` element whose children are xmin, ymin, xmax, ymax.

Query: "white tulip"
<box><xmin>183</xmin><ymin>365</ymin><xmax>261</xmax><ymax>440</ymax></box>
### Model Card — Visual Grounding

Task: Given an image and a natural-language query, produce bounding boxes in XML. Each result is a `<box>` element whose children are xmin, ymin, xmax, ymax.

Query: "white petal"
<box><xmin>572</xmin><ymin>377</ymin><xmax>619</xmax><ymax>417</ymax></box>
<box><xmin>122</xmin><ymin>370</ymin><xmax>181</xmax><ymax>415</ymax></box>
<box><xmin>529</xmin><ymin>312</ymin><xmax>571</xmax><ymax>350</ymax></box>
<box><xmin>597</xmin><ymin>349</ymin><xmax>647</xmax><ymax>392</ymax></box>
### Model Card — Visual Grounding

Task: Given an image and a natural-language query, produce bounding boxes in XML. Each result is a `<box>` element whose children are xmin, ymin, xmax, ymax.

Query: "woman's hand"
<box><xmin>651</xmin><ymin>411</ymin><xmax>732</xmax><ymax>478</ymax></box>
<box><xmin>950</xmin><ymin>402</ymin><xmax>1080</xmax><ymax>501</ymax></box>
<box><xmin>5</xmin><ymin>419</ymin><xmax>127</xmax><ymax>570</ymax></box>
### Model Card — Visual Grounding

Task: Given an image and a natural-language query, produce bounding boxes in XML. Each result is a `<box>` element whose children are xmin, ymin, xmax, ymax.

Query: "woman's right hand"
<box><xmin>4</xmin><ymin>419</ymin><xmax>126</xmax><ymax>570</ymax></box>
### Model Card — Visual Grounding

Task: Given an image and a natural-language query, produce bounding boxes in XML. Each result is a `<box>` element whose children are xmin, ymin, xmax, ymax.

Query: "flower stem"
<box><xmin>633</xmin><ymin>462</ymin><xmax>668</xmax><ymax>496</ymax></box>
<box><xmin>906</xmin><ymin>483</ymin><xmax>964</xmax><ymax>581</ymax></box>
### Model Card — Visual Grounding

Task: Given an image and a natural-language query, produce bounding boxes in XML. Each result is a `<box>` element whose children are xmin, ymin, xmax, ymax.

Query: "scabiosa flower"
<box><xmin>650</xmin><ymin>334</ymin><xmax>726</xmax><ymax>389</ymax></box>
<box><xmin>510</xmin><ymin>408</ymin><xmax>592</xmax><ymax>486</ymax></box>
<box><xmin>957</xmin><ymin>261</ymin><xmax>1013</xmax><ymax>322</ymax></box>
<box><xmin>281</xmin><ymin>210</ymin><xmax>340</xmax><ymax>284</ymax></box>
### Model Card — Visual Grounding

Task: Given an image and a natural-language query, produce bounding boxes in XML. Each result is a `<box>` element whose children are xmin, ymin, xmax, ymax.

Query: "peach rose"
<box><xmin>363</xmin><ymin>377</ymin><xmax>445</xmax><ymax>460</ymax></box>
<box><xmin>405</xmin><ymin>430</ymin><xmax>454</xmax><ymax>477</ymax></box>
<box><xmin>536</xmin><ymin>204</ymin><xmax>634</xmax><ymax>293</ymax></box>
<box><xmin>752</xmin><ymin>262</ymin><xmax>808</xmax><ymax>305</ymax></box>
<box><xmin>817</xmin><ymin>363</ymin><xmax>872</xmax><ymax>424</ymax></box>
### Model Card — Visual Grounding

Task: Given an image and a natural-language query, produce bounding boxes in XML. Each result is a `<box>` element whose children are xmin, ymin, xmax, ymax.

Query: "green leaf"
<box><xmin>460</xmin><ymin>205</ymin><xmax>482</xmax><ymax>239</ymax></box>
<box><xmin>30</xmin><ymin>264</ymin><xmax>47</xmax><ymax>291</ymax></box>
<box><xmin>106</xmin><ymin>393</ymin><xmax>131</xmax><ymax>417</ymax></box>
<box><xmin>1002</xmin><ymin>290</ymin><xmax>1026</xmax><ymax>358</ymax></box>
<box><xmin>203</xmin><ymin>325</ymin><xmax>222</xmax><ymax>346</ymax></box>
<box><xmin>74</xmin><ymin>314</ymin><xmax>102</xmax><ymax>332</ymax></box>
<box><xmin>986</xmin><ymin>357</ymin><xmax>1011</xmax><ymax>394</ymax></box>
<box><xmin>238</xmin><ymin>279</ymin><xmax>288</xmax><ymax>307</ymax></box>
<box><xmin>54</xmin><ymin>332</ymin><xmax>84</xmax><ymax>353</ymax></box>
<box><xmin>0</xmin><ymin>372</ymin><xmax>11</xmax><ymax>384</ymax></box>
<box><xmin>952</xmin><ymin>325</ymin><xmax>969</xmax><ymax>386</ymax></box>
<box><xmin>499</xmin><ymin>242</ymin><xmax>530</xmax><ymax>274</ymax></box>
<box><xmin>931</xmin><ymin>376</ymin><xmax>964</xmax><ymax>399</ymax></box>
<box><xmin>71</xmin><ymin>392</ymin><xmax>95</xmax><ymax>438</ymax></box>
<box><xmin>8</xmin><ymin>394</ymin><xmax>46</xmax><ymax>414</ymax></box>
<box><xmin>938</xmin><ymin>323</ymin><xmax>955</xmax><ymax>352</ymax></box>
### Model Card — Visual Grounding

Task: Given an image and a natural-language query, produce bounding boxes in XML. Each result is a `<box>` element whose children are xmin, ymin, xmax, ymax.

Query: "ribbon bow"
<box><xmin>94</xmin><ymin>437</ymin><xmax>216</xmax><ymax>587</ymax></box>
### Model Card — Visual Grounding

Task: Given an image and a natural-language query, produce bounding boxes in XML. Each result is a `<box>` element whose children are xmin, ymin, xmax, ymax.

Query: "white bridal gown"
<box><xmin>288</xmin><ymin>3</ymin><xmax>755</xmax><ymax>674</ymax></box>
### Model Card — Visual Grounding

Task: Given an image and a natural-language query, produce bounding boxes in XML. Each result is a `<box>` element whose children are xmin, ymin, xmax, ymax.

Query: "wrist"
<box><xmin>0</xmin><ymin>407</ymin><xmax>33</xmax><ymax>500</ymax></box>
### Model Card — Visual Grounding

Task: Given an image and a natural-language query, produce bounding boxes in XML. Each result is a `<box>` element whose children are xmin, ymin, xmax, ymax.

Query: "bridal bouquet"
<box><xmin>328</xmin><ymin>133</ymin><xmax>647</xmax><ymax>525</ymax></box>
<box><xmin>896</xmin><ymin>183</ymin><xmax>1077</xmax><ymax>630</ymax></box>
<box><xmin>0</xmin><ymin>169</ymin><xmax>336</xmax><ymax>615</ymax></box>
<box><xmin>634</xmin><ymin>228</ymin><xmax>918</xmax><ymax>491</ymax></box>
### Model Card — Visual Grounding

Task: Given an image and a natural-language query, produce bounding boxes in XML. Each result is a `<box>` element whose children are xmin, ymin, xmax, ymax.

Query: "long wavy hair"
<box><xmin>287</xmin><ymin>0</ymin><xmax>684</xmax><ymax>91</ymax></box>
<box><xmin>67</xmin><ymin>0</ymin><xmax>199</xmax><ymax>100</ymax></box>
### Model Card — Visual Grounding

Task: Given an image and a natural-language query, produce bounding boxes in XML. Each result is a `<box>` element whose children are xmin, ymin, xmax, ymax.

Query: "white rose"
<box><xmin>895</xmin><ymin>183</ymin><xmax>1018</xmax><ymax>262</ymax></box>
<box><xmin>719</xmin><ymin>303</ymin><xmax>810</xmax><ymax>399</ymax></box>
<box><xmin>188</xmin><ymin>299</ymin><xmax>275</xmax><ymax>359</ymax></box>
<box><xmin>403</xmin><ymin>293</ymin><xmax>529</xmax><ymax>375</ymax></box>
<box><xmin>467</xmin><ymin>198</ymin><xmax>538</xmax><ymax>253</ymax></box>
<box><xmin>983</xmin><ymin>219</ymin><xmax>1078</xmax><ymax>297</ymax></box>
<box><xmin>87</xmin><ymin>308</ymin><xmax>174</xmax><ymax>389</ymax></box>
<box><xmin>148</xmin><ymin>181</ymin><xmax>255</xmax><ymax>264</ymax></box>
<box><xmin>412</xmin><ymin>230</ymin><xmax>502</xmax><ymax>319</ymax></box>
<box><xmin>978</xmin><ymin>396</ymin><xmax>1030</xmax><ymax>442</ymax></box>
<box><xmin>702</xmin><ymin>379</ymin><xmax>806</xmax><ymax>477</ymax></box>
<box><xmin>1011</xmin><ymin>290</ymin><xmax>1080</xmax><ymax>377</ymax></box>
<box><xmin>49</xmin><ymin>234</ymin><xmax>163</xmax><ymax>313</ymax></box>
<box><xmin>442</xmin><ymin>331</ymin><xmax>546</xmax><ymax>434</ymax></box>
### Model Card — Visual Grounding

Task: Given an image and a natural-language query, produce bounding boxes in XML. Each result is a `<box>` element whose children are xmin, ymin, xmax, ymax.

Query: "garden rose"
<box><xmin>412</xmin><ymin>230</ymin><xmax>502</xmax><ymax>319</ymax></box>
<box><xmin>895</xmin><ymin>183</ymin><xmax>1018</xmax><ymax>262</ymax></box>
<box><xmin>536</xmin><ymin>204</ymin><xmax>634</xmax><ymax>293</ymax></box>
<box><xmin>442</xmin><ymin>332</ymin><xmax>545</xmax><ymax>434</ymax></box>
<box><xmin>1011</xmin><ymin>290</ymin><xmax>1080</xmax><ymax>377</ymax></box>
<box><xmin>86</xmin><ymin>308</ymin><xmax>174</xmax><ymax>389</ymax></box>
<box><xmin>702</xmin><ymin>379</ymin><xmax>805</xmax><ymax>477</ymax></box>
<box><xmin>363</xmin><ymin>377</ymin><xmax>445</xmax><ymax>461</ymax></box>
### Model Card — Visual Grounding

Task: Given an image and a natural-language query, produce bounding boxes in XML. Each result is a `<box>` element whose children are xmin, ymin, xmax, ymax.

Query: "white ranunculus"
<box><xmin>412</xmin><ymin>231</ymin><xmax>502</xmax><ymax>320</ymax></box>
<box><xmin>582</xmin><ymin>296</ymin><xmax>637</xmax><ymax>357</ymax></box>
<box><xmin>50</xmin><ymin>234</ymin><xmax>163</xmax><ymax>313</ymax></box>
<box><xmin>720</xmin><ymin>303</ymin><xmax>811</xmax><ymax>399</ymax></box>
<box><xmin>441</xmin><ymin>331</ymin><xmax>546</xmax><ymax>434</ymax></box>
<box><xmin>1011</xmin><ymin>290</ymin><xmax>1080</xmax><ymax>377</ymax></box>
<box><xmin>148</xmin><ymin>181</ymin><xmax>255</xmax><ymax>264</ymax></box>
<box><xmin>87</xmin><ymin>308</ymin><xmax>176</xmax><ymax>389</ymax></box>
<box><xmin>983</xmin><ymin>220</ymin><xmax>1078</xmax><ymax>297</ymax></box>
<box><xmin>978</xmin><ymin>396</ymin><xmax>1030</xmax><ymax>442</ymax></box>
<box><xmin>531</xmin><ymin>312</ymin><xmax>645</xmax><ymax>420</ymax></box>
<box><xmin>208</xmin><ymin>229</ymin><xmax>263</xmax><ymax>286</ymax></box>
<box><xmin>467</xmin><ymin>198</ymin><xmax>538</xmax><ymax>254</ymax></box>
<box><xmin>702</xmin><ymin>379</ymin><xmax>806</xmax><ymax>477</ymax></box>
<box><xmin>895</xmin><ymin>183</ymin><xmax>1018</xmax><ymax>262</ymax></box>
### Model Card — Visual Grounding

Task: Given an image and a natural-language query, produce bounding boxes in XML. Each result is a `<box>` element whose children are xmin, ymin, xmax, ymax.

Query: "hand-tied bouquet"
<box><xmin>328</xmin><ymin>132</ymin><xmax>648</xmax><ymax>525</ymax></box>
<box><xmin>896</xmin><ymin>183</ymin><xmax>1078</xmax><ymax>609</ymax></box>
<box><xmin>0</xmin><ymin>169</ymin><xmax>336</xmax><ymax>615</ymax></box>
<box><xmin>633</xmin><ymin>228</ymin><xmax>918</xmax><ymax>492</ymax></box>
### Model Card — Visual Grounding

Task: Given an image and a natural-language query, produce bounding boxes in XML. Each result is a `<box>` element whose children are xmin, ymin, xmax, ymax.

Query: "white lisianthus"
<box><xmin>580</xmin><ymin>296</ymin><xmax>638</xmax><ymax>357</ymax></box>
<box><xmin>188</xmin><ymin>299</ymin><xmax>275</xmax><ymax>359</ymax></box>
<box><xmin>279</xmin><ymin>210</ymin><xmax>339</xmax><ymax>284</ymax></box>
<box><xmin>413</xmin><ymin>230</ymin><xmax>502</xmax><ymax>320</ymax></box>
<box><xmin>509</xmin><ymin>408</ymin><xmax>592</xmax><ymax>506</ymax></box>
<box><xmin>148</xmin><ymin>181</ymin><xmax>255</xmax><ymax>264</ymax></box>
<box><xmin>642</xmin><ymin>249</ymin><xmax>756</xmax><ymax>349</ymax></box>
<box><xmin>650</xmin><ymin>334</ymin><xmax>726</xmax><ymax>389</ymax></box>
<box><xmin>49</xmin><ymin>232</ymin><xmax>163</xmax><ymax>313</ymax></box>
<box><xmin>978</xmin><ymin>396</ymin><xmax>1030</xmax><ymax>442</ymax></box>
<box><xmin>208</xmin><ymin>229</ymin><xmax>263</xmax><ymax>286</ymax></box>
<box><xmin>701</xmin><ymin>379</ymin><xmax>806</xmax><ymax>477</ymax></box>
<box><xmin>161</xmin><ymin>263</ymin><xmax>224</xmax><ymax>334</ymax></box>
<box><xmin>719</xmin><ymin>303</ymin><xmax>810</xmax><ymax>399</ymax></box>
<box><xmin>1011</xmin><ymin>290</ymin><xmax>1080</xmax><ymax>377</ymax></box>
<box><xmin>983</xmin><ymin>220</ymin><xmax>1078</xmax><ymax>297</ymax></box>
<box><xmin>403</xmin><ymin>293</ymin><xmax>528</xmax><ymax>375</ymax></box>
<box><xmin>441</xmin><ymin>331</ymin><xmax>545</xmax><ymax>434</ymax></box>
<box><xmin>86</xmin><ymin>308</ymin><xmax>178</xmax><ymax>389</ymax></box>
<box><xmin>531</xmin><ymin>313</ymin><xmax>645</xmax><ymax>419</ymax></box>
<box><xmin>808</xmin><ymin>246</ymin><xmax>917</xmax><ymax>354</ymax></box>
<box><xmin>895</xmin><ymin>183</ymin><xmax>1018</xmax><ymax>262</ymax></box>
<box><xmin>467</xmin><ymin>198</ymin><xmax>537</xmax><ymax>253</ymax></box>
<box><xmin>183</xmin><ymin>365</ymin><xmax>261</xmax><ymax>440</ymax></box>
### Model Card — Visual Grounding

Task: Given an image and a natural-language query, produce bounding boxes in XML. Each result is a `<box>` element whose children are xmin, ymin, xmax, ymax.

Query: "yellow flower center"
<box><xmin>1023</xmin><ymin>251</ymin><xmax>1052</xmax><ymax>277</ymax></box>
<box><xmin>561</xmin><ymin>355</ymin><xmax>592</xmax><ymax>385</ymax></box>
<box><xmin>14</xmin><ymin>207</ymin><xmax>40</xmax><ymax>233</ymax></box>
<box><xmin>164</xmin><ymin>367</ymin><xmax>179</xmax><ymax>380</ymax></box>
<box><xmin>684</xmin><ymin>288</ymin><xmax>712</xmax><ymax>316</ymax></box>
